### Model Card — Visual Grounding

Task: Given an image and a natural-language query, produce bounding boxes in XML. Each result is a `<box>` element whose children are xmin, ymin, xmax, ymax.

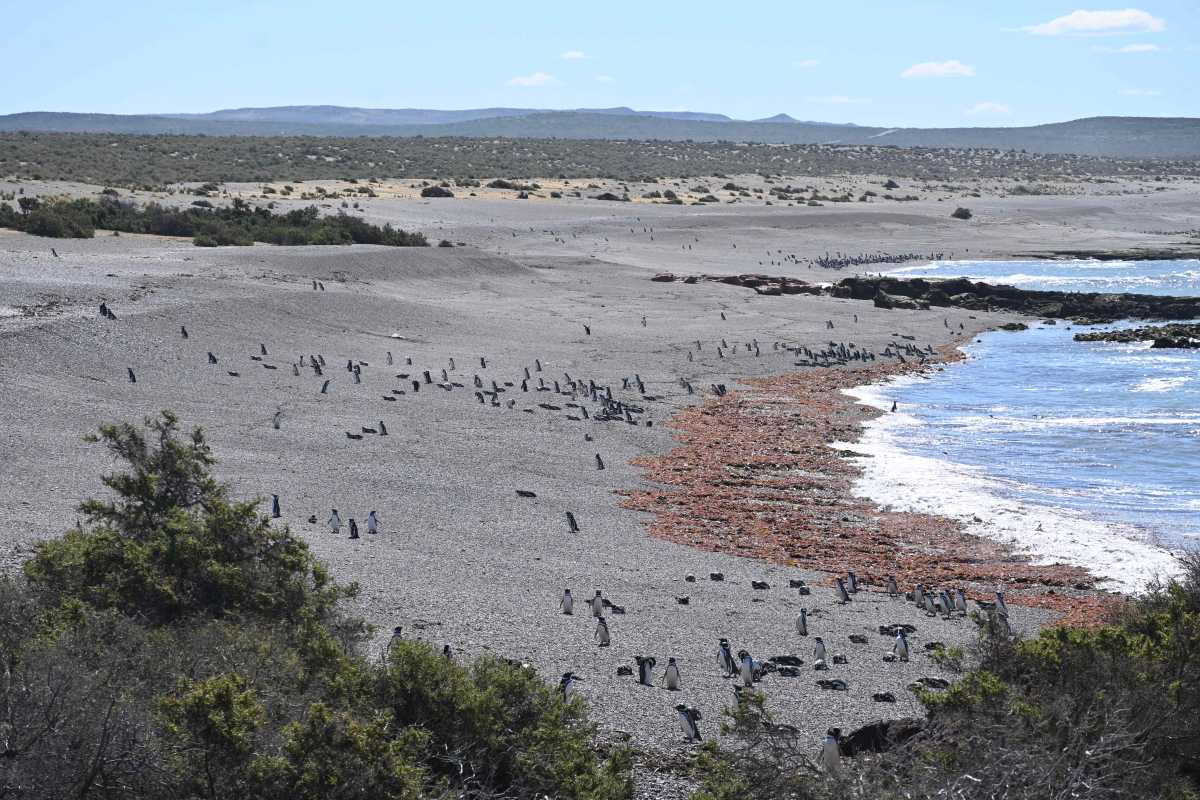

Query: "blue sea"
<box><xmin>843</xmin><ymin>260</ymin><xmax>1200</xmax><ymax>592</ymax></box>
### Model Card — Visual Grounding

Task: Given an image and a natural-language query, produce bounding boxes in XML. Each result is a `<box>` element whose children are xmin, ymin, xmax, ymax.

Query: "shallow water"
<box><xmin>843</xmin><ymin>260</ymin><xmax>1200</xmax><ymax>592</ymax></box>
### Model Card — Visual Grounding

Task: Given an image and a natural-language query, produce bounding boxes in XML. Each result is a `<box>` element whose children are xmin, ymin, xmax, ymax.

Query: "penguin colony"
<box><xmin>79</xmin><ymin>267</ymin><xmax>992</xmax><ymax>762</ymax></box>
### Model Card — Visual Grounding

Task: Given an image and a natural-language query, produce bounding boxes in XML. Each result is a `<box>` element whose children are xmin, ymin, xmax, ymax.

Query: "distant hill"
<box><xmin>0</xmin><ymin>107</ymin><xmax>1196</xmax><ymax>159</ymax></box>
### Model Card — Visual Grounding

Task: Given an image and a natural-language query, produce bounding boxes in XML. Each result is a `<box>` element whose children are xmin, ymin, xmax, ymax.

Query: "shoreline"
<box><xmin>621</xmin><ymin>346</ymin><xmax>1129</xmax><ymax>626</ymax></box>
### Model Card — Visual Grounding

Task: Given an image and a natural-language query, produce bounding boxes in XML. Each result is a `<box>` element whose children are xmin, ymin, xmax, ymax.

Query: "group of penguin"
<box><xmin>555</xmin><ymin>570</ymin><xmax>1010</xmax><ymax>764</ymax></box>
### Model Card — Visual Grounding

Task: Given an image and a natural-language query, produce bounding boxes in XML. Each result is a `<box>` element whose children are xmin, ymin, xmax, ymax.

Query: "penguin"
<box><xmin>847</xmin><ymin>571</ymin><xmax>859</xmax><ymax>593</ymax></box>
<box><xmin>813</xmin><ymin>636</ymin><xmax>827</xmax><ymax>665</ymax></box>
<box><xmin>886</xmin><ymin>575</ymin><xmax>899</xmax><ymax>598</ymax></box>
<box><xmin>208</xmin><ymin>352</ymin><xmax>218</xmax><ymax>364</ymax></box>
<box><xmin>320</xmin><ymin>379</ymin><xmax>330</xmax><ymax>394</ymax></box>
<box><xmin>995</xmin><ymin>590</ymin><xmax>1009</xmax><ymax>617</ymax></box>
<box><xmin>796</xmin><ymin>608</ymin><xmax>808</xmax><ymax>637</ymax></box>
<box><xmin>821</xmin><ymin>729</ymin><xmax>841</xmax><ymax>774</ymax></box>
<box><xmin>99</xmin><ymin>302</ymin><xmax>108</xmax><ymax>318</ymax></box>
<box><xmin>717</xmin><ymin>638</ymin><xmax>736</xmax><ymax>677</ymax></box>
<box><xmin>271</xmin><ymin>494</ymin><xmax>281</xmax><ymax>519</ymax></box>
<box><xmin>367</xmin><ymin>510</ymin><xmax>379</xmax><ymax>535</ymax></box>
<box><xmin>260</xmin><ymin>343</ymin><xmax>268</xmax><ymax>356</ymax></box>
<box><xmin>590</xmin><ymin>590</ymin><xmax>604</xmax><ymax>618</ymax></box>
<box><xmin>180</xmin><ymin>325</ymin><xmax>188</xmax><ymax>339</ymax></box>
<box><xmin>893</xmin><ymin>629</ymin><xmax>910</xmax><ymax>662</ymax></box>
<box><xmin>566</xmin><ymin>511</ymin><xmax>580</xmax><ymax>533</ymax></box>
<box><xmin>386</xmin><ymin>351</ymin><xmax>393</xmax><ymax>365</ymax></box>
<box><xmin>559</xmin><ymin>672</ymin><xmax>582</xmax><ymax>700</ymax></box>
<box><xmin>327</xmin><ymin>510</ymin><xmax>342</xmax><ymax>535</ymax></box>
<box><xmin>272</xmin><ymin>410</ymin><xmax>282</xmax><ymax>430</ymax></box>
<box><xmin>635</xmin><ymin>656</ymin><xmax>656</xmax><ymax>686</ymax></box>
<box><xmin>583</xmin><ymin>324</ymin><xmax>590</xmax><ymax>336</ymax></box>
<box><xmin>738</xmin><ymin>650</ymin><xmax>754</xmax><ymax>687</ymax></box>
<box><xmin>891</xmin><ymin>400</ymin><xmax>898</xmax><ymax>413</ymax></box>
<box><xmin>292</xmin><ymin>363</ymin><xmax>299</xmax><ymax>376</ymax></box>
<box><xmin>127</xmin><ymin>367</ymin><xmax>136</xmax><ymax>384</ymax></box>
<box><xmin>595</xmin><ymin>453</ymin><xmax>605</xmax><ymax>470</ymax></box>
<box><xmin>442</xmin><ymin>644</ymin><xmax>453</xmax><ymax>660</ymax></box>
<box><xmin>348</xmin><ymin>518</ymin><xmax>359</xmax><ymax>539</ymax></box>
<box><xmin>662</xmin><ymin>657</ymin><xmax>682</xmax><ymax>690</ymax></box>
<box><xmin>385</xmin><ymin>625</ymin><xmax>403</xmax><ymax>657</ymax></box>
<box><xmin>378</xmin><ymin>421</ymin><xmax>388</xmax><ymax>436</ymax></box>
<box><xmin>835</xmin><ymin>578</ymin><xmax>851</xmax><ymax>604</ymax></box>
<box><xmin>955</xmin><ymin>588</ymin><xmax>969</xmax><ymax>614</ymax></box>
<box><xmin>560</xmin><ymin>588</ymin><xmax>574</xmax><ymax>615</ymax></box>
<box><xmin>675</xmin><ymin>704</ymin><xmax>702</xmax><ymax>742</ymax></box>
<box><xmin>914</xmin><ymin>583</ymin><xmax>927</xmax><ymax>610</ymax></box>
<box><xmin>594</xmin><ymin>617</ymin><xmax>610</xmax><ymax>647</ymax></box>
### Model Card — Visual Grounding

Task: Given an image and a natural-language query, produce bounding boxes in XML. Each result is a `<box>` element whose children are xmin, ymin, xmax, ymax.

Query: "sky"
<box><xmin>1</xmin><ymin>1</ymin><xmax>1195</xmax><ymax>126</ymax></box>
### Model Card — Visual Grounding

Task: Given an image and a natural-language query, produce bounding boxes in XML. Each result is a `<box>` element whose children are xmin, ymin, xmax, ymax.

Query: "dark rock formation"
<box><xmin>1075</xmin><ymin>322</ymin><xmax>1200</xmax><ymax>348</ymax></box>
<box><xmin>840</xmin><ymin>718</ymin><xmax>924</xmax><ymax>757</ymax></box>
<box><xmin>419</xmin><ymin>185</ymin><xmax>454</xmax><ymax>198</ymax></box>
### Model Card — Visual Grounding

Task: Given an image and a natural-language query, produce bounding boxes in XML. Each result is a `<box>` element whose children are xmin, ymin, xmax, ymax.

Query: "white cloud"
<box><xmin>1120</xmin><ymin>87</ymin><xmax>1164</xmax><ymax>96</ymax></box>
<box><xmin>793</xmin><ymin>58</ymin><xmax>819</xmax><ymax>68</ymax></box>
<box><xmin>900</xmin><ymin>60</ymin><xmax>976</xmax><ymax>78</ymax></box>
<box><xmin>1110</xmin><ymin>42</ymin><xmax>1161</xmax><ymax>52</ymax></box>
<box><xmin>594</xmin><ymin>74</ymin><xmax>615</xmax><ymax>83</ymax></box>
<box><xmin>1024</xmin><ymin>9</ymin><xmax>1165</xmax><ymax>36</ymax></box>
<box><xmin>967</xmin><ymin>101</ymin><xmax>1011</xmax><ymax>115</ymax></box>
<box><xmin>506</xmin><ymin>71</ymin><xmax>559</xmax><ymax>87</ymax></box>
<box><xmin>805</xmin><ymin>95</ymin><xmax>870</xmax><ymax>105</ymax></box>
<box><xmin>560</xmin><ymin>50</ymin><xmax>587</xmax><ymax>60</ymax></box>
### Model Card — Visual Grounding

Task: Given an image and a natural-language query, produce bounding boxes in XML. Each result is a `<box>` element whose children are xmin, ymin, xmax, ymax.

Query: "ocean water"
<box><xmin>840</xmin><ymin>260</ymin><xmax>1200</xmax><ymax>593</ymax></box>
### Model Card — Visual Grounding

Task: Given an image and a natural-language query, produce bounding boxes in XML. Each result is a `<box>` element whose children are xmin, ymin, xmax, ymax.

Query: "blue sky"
<box><xmin>2</xmin><ymin>1</ymin><xmax>1195</xmax><ymax>125</ymax></box>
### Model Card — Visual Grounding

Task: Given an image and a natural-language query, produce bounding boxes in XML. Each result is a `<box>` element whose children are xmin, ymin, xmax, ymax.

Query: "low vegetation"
<box><xmin>0</xmin><ymin>413</ymin><xmax>629</xmax><ymax>799</ymax></box>
<box><xmin>2</xmin><ymin>132</ymin><xmax>1197</xmax><ymax>188</ymax></box>
<box><xmin>0</xmin><ymin>195</ymin><xmax>427</xmax><ymax>246</ymax></box>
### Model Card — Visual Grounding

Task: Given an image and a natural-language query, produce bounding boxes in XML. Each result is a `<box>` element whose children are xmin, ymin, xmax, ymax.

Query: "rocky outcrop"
<box><xmin>650</xmin><ymin>272</ymin><xmax>821</xmax><ymax>296</ymax></box>
<box><xmin>833</xmin><ymin>276</ymin><xmax>1200</xmax><ymax>323</ymax></box>
<box><xmin>840</xmin><ymin>718</ymin><xmax>925</xmax><ymax>757</ymax></box>
<box><xmin>1074</xmin><ymin>322</ymin><xmax>1200</xmax><ymax>348</ymax></box>
<box><xmin>873</xmin><ymin>290</ymin><xmax>929</xmax><ymax>311</ymax></box>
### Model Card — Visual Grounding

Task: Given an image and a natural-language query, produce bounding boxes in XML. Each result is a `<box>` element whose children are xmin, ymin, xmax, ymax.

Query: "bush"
<box><xmin>420</xmin><ymin>185</ymin><xmax>454</xmax><ymax>198</ymax></box>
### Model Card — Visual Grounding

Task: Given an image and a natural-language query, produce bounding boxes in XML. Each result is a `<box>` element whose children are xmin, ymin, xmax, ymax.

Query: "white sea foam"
<box><xmin>836</xmin><ymin>381</ymin><xmax>1181</xmax><ymax>594</ymax></box>
<box><xmin>1132</xmin><ymin>376</ymin><xmax>1191</xmax><ymax>393</ymax></box>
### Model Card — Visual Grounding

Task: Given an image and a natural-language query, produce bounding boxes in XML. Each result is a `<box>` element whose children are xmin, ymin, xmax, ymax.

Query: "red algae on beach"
<box><xmin>621</xmin><ymin>361</ymin><xmax>1116</xmax><ymax>626</ymax></box>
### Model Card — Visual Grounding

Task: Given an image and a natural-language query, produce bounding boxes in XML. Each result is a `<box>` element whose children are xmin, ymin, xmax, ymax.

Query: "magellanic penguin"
<box><xmin>813</xmin><ymin>636</ymin><xmax>827</xmax><ymax>665</ymax></box>
<box><xmin>893</xmin><ymin>629</ymin><xmax>910</xmax><ymax>662</ymax></box>
<box><xmin>738</xmin><ymin>650</ymin><xmax>755</xmax><ymax>687</ymax></box>
<box><xmin>821</xmin><ymin>729</ymin><xmax>841</xmax><ymax>774</ymax></box>
<box><xmin>847</xmin><ymin>571</ymin><xmax>859</xmax><ymax>593</ymax></box>
<box><xmin>995</xmin><ymin>589</ymin><xmax>1009</xmax><ymax>617</ymax></box>
<box><xmin>796</xmin><ymin>608</ymin><xmax>808</xmax><ymax>637</ymax></box>
<box><xmin>662</xmin><ymin>657</ymin><xmax>682</xmax><ymax>690</ymax></box>
<box><xmin>594</xmin><ymin>617</ymin><xmax>610</xmax><ymax>647</ymax></box>
<box><xmin>271</xmin><ymin>494</ymin><xmax>281</xmax><ymax>519</ymax></box>
<box><xmin>348</xmin><ymin>518</ymin><xmax>360</xmax><ymax>539</ymax></box>
<box><xmin>327</xmin><ymin>509</ymin><xmax>343</xmax><ymax>535</ymax></box>
<box><xmin>590</xmin><ymin>590</ymin><xmax>604</xmax><ymax>618</ymax></box>
<box><xmin>367</xmin><ymin>510</ymin><xmax>379</xmax><ymax>534</ymax></box>
<box><xmin>384</xmin><ymin>626</ymin><xmax>403</xmax><ymax>658</ymax></box>
<box><xmin>559</xmin><ymin>672</ymin><xmax>582</xmax><ymax>700</ymax></box>
<box><xmin>635</xmin><ymin>656</ymin><xmax>656</xmax><ymax>686</ymax></box>
<box><xmin>835</xmin><ymin>578</ymin><xmax>851</xmax><ymax>604</ymax></box>
<box><xmin>717</xmin><ymin>638</ymin><xmax>736</xmax><ymax>677</ymax></box>
<box><xmin>955</xmin><ymin>588</ymin><xmax>969</xmax><ymax>614</ymax></box>
<box><xmin>886</xmin><ymin>575</ymin><xmax>899</xmax><ymax>597</ymax></box>
<box><xmin>272</xmin><ymin>410</ymin><xmax>283</xmax><ymax>430</ymax></box>
<box><xmin>560</xmin><ymin>588</ymin><xmax>574</xmax><ymax>615</ymax></box>
<box><xmin>675</xmin><ymin>704</ymin><xmax>703</xmax><ymax>742</ymax></box>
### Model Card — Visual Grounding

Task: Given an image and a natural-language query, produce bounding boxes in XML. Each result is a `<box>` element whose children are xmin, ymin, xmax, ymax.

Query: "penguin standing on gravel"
<box><xmin>348</xmin><ymin>518</ymin><xmax>360</xmax><ymax>539</ymax></box>
<box><xmin>836</xmin><ymin>578</ymin><xmax>851</xmax><ymax>604</ymax></box>
<box><xmin>796</xmin><ymin>608</ymin><xmax>808</xmax><ymax>637</ymax></box>
<box><xmin>676</xmin><ymin>704</ymin><xmax>703</xmax><ymax>742</ymax></box>
<box><xmin>821</xmin><ymin>729</ymin><xmax>841</xmax><ymax>773</ymax></box>
<box><xmin>893</xmin><ymin>629</ymin><xmax>910</xmax><ymax>662</ymax></box>
<box><xmin>271</xmin><ymin>494</ymin><xmax>281</xmax><ymax>519</ymax></box>
<box><xmin>559</xmin><ymin>588</ymin><xmax>574</xmax><ymax>615</ymax></box>
<box><xmin>635</xmin><ymin>656</ymin><xmax>656</xmax><ymax>686</ymax></box>
<box><xmin>594</xmin><ymin>617</ymin><xmax>610</xmax><ymax>647</ymax></box>
<box><xmin>367</xmin><ymin>510</ymin><xmax>379</xmax><ymax>535</ymax></box>
<box><xmin>813</xmin><ymin>637</ymin><xmax>828</xmax><ymax>666</ymax></box>
<box><xmin>887</xmin><ymin>575</ymin><xmax>899</xmax><ymax>598</ymax></box>
<box><xmin>559</xmin><ymin>672</ymin><xmax>582</xmax><ymax>700</ymax></box>
<box><xmin>738</xmin><ymin>650</ymin><xmax>755</xmax><ymax>687</ymax></box>
<box><xmin>662</xmin><ymin>657</ymin><xmax>682</xmax><ymax>690</ymax></box>
<box><xmin>717</xmin><ymin>638</ymin><xmax>736</xmax><ymax>677</ymax></box>
<box><xmin>590</xmin><ymin>590</ymin><xmax>604</xmax><ymax>618</ymax></box>
<box><xmin>327</xmin><ymin>509</ymin><xmax>343</xmax><ymax>535</ymax></box>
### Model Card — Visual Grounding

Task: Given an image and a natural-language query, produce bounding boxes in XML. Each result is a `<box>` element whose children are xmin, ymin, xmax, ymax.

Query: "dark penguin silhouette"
<box><xmin>51</xmin><ymin>248</ymin><xmax>58</xmax><ymax>258</ymax></box>
<box><xmin>260</xmin><ymin>343</ymin><xmax>268</xmax><ymax>356</ymax></box>
<box><xmin>891</xmin><ymin>400</ymin><xmax>898</xmax><ymax>413</ymax></box>
<box><xmin>566</xmin><ymin>511</ymin><xmax>580</xmax><ymax>533</ymax></box>
<box><xmin>180</xmin><ymin>325</ymin><xmax>189</xmax><ymax>339</ymax></box>
<box><xmin>208</xmin><ymin>352</ymin><xmax>218</xmax><ymax>364</ymax></box>
<box><xmin>378</xmin><ymin>421</ymin><xmax>388</xmax><ymax>436</ymax></box>
<box><xmin>321</xmin><ymin>379</ymin><xmax>331</xmax><ymax>394</ymax></box>
<box><xmin>675</xmin><ymin>705</ymin><xmax>702</xmax><ymax>741</ymax></box>
<box><xmin>635</xmin><ymin>656</ymin><xmax>656</xmax><ymax>686</ymax></box>
<box><xmin>595</xmin><ymin>453</ymin><xmax>605</xmax><ymax>470</ymax></box>
<box><xmin>348</xmin><ymin>518</ymin><xmax>359</xmax><ymax>539</ymax></box>
<box><xmin>99</xmin><ymin>302</ymin><xmax>109</xmax><ymax>318</ymax></box>
<box><xmin>127</xmin><ymin>367</ymin><xmax>136</xmax><ymax>383</ymax></box>
<box><xmin>583</xmin><ymin>324</ymin><xmax>591</xmax><ymax>336</ymax></box>
<box><xmin>271</xmin><ymin>494</ymin><xmax>281</xmax><ymax>519</ymax></box>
